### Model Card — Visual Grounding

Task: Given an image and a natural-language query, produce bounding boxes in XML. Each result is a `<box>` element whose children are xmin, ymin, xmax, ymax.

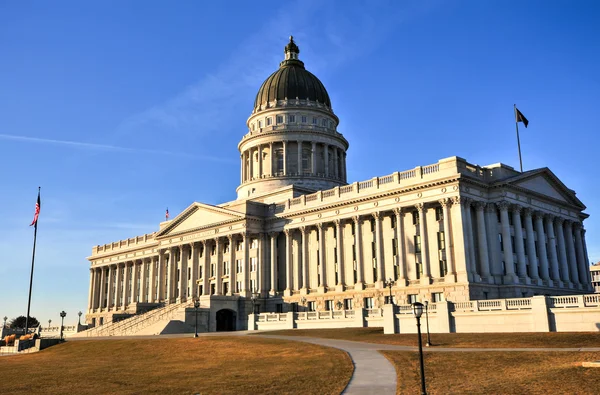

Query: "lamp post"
<box><xmin>77</xmin><ymin>311</ymin><xmax>82</xmax><ymax>326</ymax></box>
<box><xmin>384</xmin><ymin>278</ymin><xmax>394</xmax><ymax>304</ymax></box>
<box><xmin>3</xmin><ymin>316</ymin><xmax>7</xmax><ymax>328</ymax></box>
<box><xmin>193</xmin><ymin>298</ymin><xmax>200</xmax><ymax>338</ymax></box>
<box><xmin>251</xmin><ymin>291</ymin><xmax>260</xmax><ymax>315</ymax></box>
<box><xmin>424</xmin><ymin>301</ymin><xmax>431</xmax><ymax>347</ymax></box>
<box><xmin>48</xmin><ymin>319</ymin><xmax>51</xmax><ymax>329</ymax></box>
<box><xmin>59</xmin><ymin>311</ymin><xmax>66</xmax><ymax>341</ymax></box>
<box><xmin>412</xmin><ymin>302</ymin><xmax>427</xmax><ymax>395</ymax></box>
<box><xmin>300</xmin><ymin>296</ymin><xmax>307</xmax><ymax>312</ymax></box>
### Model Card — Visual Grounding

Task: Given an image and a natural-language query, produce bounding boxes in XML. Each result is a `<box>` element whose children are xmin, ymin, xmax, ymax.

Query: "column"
<box><xmin>106</xmin><ymin>265</ymin><xmax>114</xmax><ymax>310</ymax></box>
<box><xmin>574</xmin><ymin>223</ymin><xmax>588</xmax><ymax>288</ymax></box>
<box><xmin>475</xmin><ymin>201</ymin><xmax>491</xmax><ymax>281</ymax></box>
<box><xmin>202</xmin><ymin>241</ymin><xmax>210</xmax><ymax>296</ymax></box>
<box><xmin>545</xmin><ymin>215</ymin><xmax>561</xmax><ymax>286</ymax></box>
<box><xmin>178</xmin><ymin>246</ymin><xmax>187</xmax><ymax>301</ymax></box>
<box><xmin>227</xmin><ymin>236</ymin><xmax>235</xmax><ymax>296</ymax></box>
<box><xmin>242</xmin><ymin>233</ymin><xmax>249</xmax><ymax>294</ymax></box>
<box><xmin>115</xmin><ymin>263</ymin><xmax>123</xmax><ymax>308</ymax></box>
<box><xmin>534</xmin><ymin>212</ymin><xmax>551</xmax><ymax>285</ymax></box>
<box><xmin>123</xmin><ymin>262</ymin><xmax>130</xmax><ymax>308</ymax></box>
<box><xmin>301</xmin><ymin>227</ymin><xmax>309</xmax><ymax>292</ymax></box>
<box><xmin>439</xmin><ymin>200</ymin><xmax>455</xmax><ymax>282</ymax></box>
<box><xmin>497</xmin><ymin>201</ymin><xmax>517</xmax><ymax>283</ymax></box>
<box><xmin>88</xmin><ymin>269</ymin><xmax>95</xmax><ymax>311</ymax></box>
<box><xmin>166</xmin><ymin>249</ymin><xmax>175</xmax><ymax>302</ymax></box>
<box><xmin>297</xmin><ymin>140</ymin><xmax>302</xmax><ymax>175</ymax></box>
<box><xmin>214</xmin><ymin>238</ymin><xmax>222</xmax><ymax>295</ymax></box>
<box><xmin>335</xmin><ymin>219</ymin><xmax>345</xmax><ymax>289</ymax></box>
<box><xmin>249</xmin><ymin>148</ymin><xmax>254</xmax><ymax>180</ymax></box>
<box><xmin>565</xmin><ymin>221</ymin><xmax>580</xmax><ymax>284</ymax></box>
<box><xmin>512</xmin><ymin>206</ymin><xmax>528</xmax><ymax>281</ymax></box>
<box><xmin>342</xmin><ymin>152</ymin><xmax>347</xmax><ymax>182</ymax></box>
<box><xmin>282</xmin><ymin>141</ymin><xmax>288</xmax><ymax>175</ymax></box>
<box><xmin>464</xmin><ymin>200</ymin><xmax>478</xmax><ymax>280</ymax></box>
<box><xmin>333</xmin><ymin>147</ymin><xmax>338</xmax><ymax>178</ymax></box>
<box><xmin>158</xmin><ymin>251</ymin><xmax>165</xmax><ymax>301</ymax></box>
<box><xmin>311</xmin><ymin>142</ymin><xmax>316</xmax><ymax>175</ymax></box>
<box><xmin>133</xmin><ymin>260</ymin><xmax>141</xmax><ymax>303</ymax></box>
<box><xmin>93</xmin><ymin>268</ymin><xmax>100</xmax><ymax>310</ymax></box>
<box><xmin>284</xmin><ymin>229</ymin><xmax>292</xmax><ymax>295</ymax></box>
<box><xmin>240</xmin><ymin>154</ymin><xmax>244</xmax><ymax>184</ymax></box>
<box><xmin>99</xmin><ymin>267</ymin><xmax>106</xmax><ymax>309</ymax></box>
<box><xmin>324</xmin><ymin>144</ymin><xmax>329</xmax><ymax>177</ymax></box>
<box><xmin>258</xmin><ymin>233</ymin><xmax>265</xmax><ymax>294</ymax></box>
<box><xmin>141</xmin><ymin>259</ymin><xmax>148</xmax><ymax>303</ymax></box>
<box><xmin>393</xmin><ymin>209</ymin><xmax>407</xmax><ymax>285</ymax></box>
<box><xmin>524</xmin><ymin>209</ymin><xmax>540</xmax><ymax>283</ymax></box>
<box><xmin>191</xmin><ymin>243</ymin><xmax>199</xmax><ymax>298</ymax></box>
<box><xmin>555</xmin><ymin>218</ymin><xmax>571</xmax><ymax>286</ymax></box>
<box><xmin>318</xmin><ymin>224</ymin><xmax>328</xmax><ymax>291</ymax></box>
<box><xmin>269</xmin><ymin>142</ymin><xmax>274</xmax><ymax>176</ymax></box>
<box><xmin>416</xmin><ymin>203</ymin><xmax>430</xmax><ymax>284</ymax></box>
<box><xmin>270</xmin><ymin>232</ymin><xmax>278</xmax><ymax>294</ymax></box>
<box><xmin>371</xmin><ymin>213</ymin><xmax>384</xmax><ymax>286</ymax></box>
<box><xmin>257</xmin><ymin>144</ymin><xmax>263</xmax><ymax>178</ymax></box>
<box><xmin>485</xmin><ymin>203</ymin><xmax>501</xmax><ymax>280</ymax></box>
<box><xmin>582</xmin><ymin>228</ymin><xmax>592</xmax><ymax>288</ymax></box>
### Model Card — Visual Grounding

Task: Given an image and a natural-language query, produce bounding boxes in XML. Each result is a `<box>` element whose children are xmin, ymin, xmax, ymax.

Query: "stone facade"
<box><xmin>591</xmin><ymin>262</ymin><xmax>600</xmax><ymax>293</ymax></box>
<box><xmin>84</xmin><ymin>38</ymin><xmax>593</xmax><ymax>331</ymax></box>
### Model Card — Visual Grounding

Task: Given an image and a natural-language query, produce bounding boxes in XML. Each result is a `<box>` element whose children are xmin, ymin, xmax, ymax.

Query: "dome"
<box><xmin>254</xmin><ymin>37</ymin><xmax>332</xmax><ymax>110</ymax></box>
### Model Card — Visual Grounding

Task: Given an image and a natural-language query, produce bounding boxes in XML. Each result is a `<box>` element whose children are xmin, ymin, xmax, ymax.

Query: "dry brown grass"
<box><xmin>0</xmin><ymin>336</ymin><xmax>353</xmax><ymax>395</ymax></box>
<box><xmin>382</xmin><ymin>350</ymin><xmax>600</xmax><ymax>394</ymax></box>
<box><xmin>264</xmin><ymin>328</ymin><xmax>600</xmax><ymax>348</ymax></box>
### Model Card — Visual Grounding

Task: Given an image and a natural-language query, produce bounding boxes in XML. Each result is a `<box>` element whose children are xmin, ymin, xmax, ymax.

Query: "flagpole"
<box><xmin>24</xmin><ymin>186</ymin><xmax>40</xmax><ymax>334</ymax></box>
<box><xmin>514</xmin><ymin>104</ymin><xmax>523</xmax><ymax>172</ymax></box>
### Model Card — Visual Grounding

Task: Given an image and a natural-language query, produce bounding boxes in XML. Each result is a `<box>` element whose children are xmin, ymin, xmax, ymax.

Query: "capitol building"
<box><xmin>84</xmin><ymin>38</ymin><xmax>593</xmax><ymax>333</ymax></box>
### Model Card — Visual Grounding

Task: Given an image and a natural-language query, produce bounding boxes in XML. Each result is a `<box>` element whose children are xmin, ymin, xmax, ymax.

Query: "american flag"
<box><xmin>30</xmin><ymin>188</ymin><xmax>41</xmax><ymax>227</ymax></box>
<box><xmin>165</xmin><ymin>208</ymin><xmax>169</xmax><ymax>221</ymax></box>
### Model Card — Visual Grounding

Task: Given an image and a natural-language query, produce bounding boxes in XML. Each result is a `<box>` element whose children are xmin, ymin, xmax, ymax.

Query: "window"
<box><xmin>258</xmin><ymin>120</ymin><xmax>263</xmax><ymax>128</ymax></box>
<box><xmin>251</xmin><ymin>123</ymin><xmax>255</xmax><ymax>131</ymax></box>
<box><xmin>188</xmin><ymin>267</ymin><xmax>191</xmax><ymax>280</ymax></box>
<box><xmin>236</xmin><ymin>259</ymin><xmax>243</xmax><ymax>273</ymax></box>
<box><xmin>250</xmin><ymin>279</ymin><xmax>257</xmax><ymax>292</ymax></box>
<box><xmin>267</xmin><ymin>117</ymin><xmax>272</xmax><ymax>126</ymax></box>
<box><xmin>276</xmin><ymin>303</ymin><xmax>283</xmax><ymax>313</ymax></box>
<box><xmin>236</xmin><ymin>281</ymin><xmax>242</xmax><ymax>293</ymax></box>
<box><xmin>412</xmin><ymin>211</ymin><xmax>420</xmax><ymax>225</ymax></box>
<box><xmin>211</xmin><ymin>245</ymin><xmax>216</xmax><ymax>256</ymax></box>
<box><xmin>276</xmin><ymin>115</ymin><xmax>283</xmax><ymax>124</ymax></box>
<box><xmin>344</xmin><ymin>298</ymin><xmax>353</xmax><ymax>310</ymax></box>
<box><xmin>301</xmin><ymin>115</ymin><xmax>307</xmax><ymax>123</ymax></box>
<box><xmin>312</xmin><ymin>117</ymin><xmax>318</xmax><ymax>125</ymax></box>
<box><xmin>408</xmin><ymin>294</ymin><xmax>418</xmax><ymax>304</ymax></box>
<box><xmin>308</xmin><ymin>301</ymin><xmax>316</xmax><ymax>311</ymax></box>
<box><xmin>288</xmin><ymin>115</ymin><xmax>295</xmax><ymax>123</ymax></box>
<box><xmin>437</xmin><ymin>232</ymin><xmax>445</xmax><ymax>250</ymax></box>
<box><xmin>329</xmin><ymin>120</ymin><xmax>333</xmax><ymax>128</ymax></box>
<box><xmin>210</xmin><ymin>283</ymin><xmax>216</xmax><ymax>295</ymax></box>
<box><xmin>432</xmin><ymin>292</ymin><xmax>444</xmax><ymax>302</ymax></box>
<box><xmin>499</xmin><ymin>233</ymin><xmax>504</xmax><ymax>251</ymax></box>
<box><xmin>391</xmin><ymin>215</ymin><xmax>396</xmax><ymax>229</ymax></box>
<box><xmin>364</xmin><ymin>297</ymin><xmax>374</xmax><ymax>309</ymax></box>
<box><xmin>223</xmin><ymin>282</ymin><xmax>229</xmax><ymax>295</ymax></box>
<box><xmin>322</xmin><ymin>119</ymin><xmax>327</xmax><ymax>127</ymax></box>
<box><xmin>250</xmin><ymin>238</ymin><xmax>258</xmax><ymax>249</ymax></box>
<box><xmin>435</xmin><ymin>206</ymin><xmax>444</xmax><ymax>221</ymax></box>
<box><xmin>325</xmin><ymin>300</ymin><xmax>333</xmax><ymax>311</ymax></box>
<box><xmin>251</xmin><ymin>257</ymin><xmax>257</xmax><ymax>272</ymax></box>
<box><xmin>224</xmin><ymin>243</ymin><xmax>230</xmax><ymax>253</ymax></box>
<box><xmin>223</xmin><ymin>261</ymin><xmax>229</xmax><ymax>276</ymax></box>
<box><xmin>236</xmin><ymin>240</ymin><xmax>244</xmax><ymax>251</ymax></box>
<box><xmin>414</xmin><ymin>235</ymin><xmax>422</xmax><ymax>254</ymax></box>
<box><xmin>210</xmin><ymin>264</ymin><xmax>215</xmax><ymax>277</ymax></box>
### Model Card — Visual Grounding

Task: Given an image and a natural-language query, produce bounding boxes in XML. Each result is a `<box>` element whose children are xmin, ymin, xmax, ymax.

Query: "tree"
<box><xmin>9</xmin><ymin>315</ymin><xmax>40</xmax><ymax>329</ymax></box>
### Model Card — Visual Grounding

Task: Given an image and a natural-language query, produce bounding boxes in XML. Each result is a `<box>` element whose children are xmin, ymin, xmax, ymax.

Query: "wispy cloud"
<box><xmin>0</xmin><ymin>133</ymin><xmax>235</xmax><ymax>163</ymax></box>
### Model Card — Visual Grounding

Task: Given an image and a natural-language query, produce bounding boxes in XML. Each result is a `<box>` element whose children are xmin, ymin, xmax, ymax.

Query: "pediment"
<box><xmin>502</xmin><ymin>169</ymin><xmax>585</xmax><ymax>209</ymax></box>
<box><xmin>156</xmin><ymin>203</ymin><xmax>245</xmax><ymax>237</ymax></box>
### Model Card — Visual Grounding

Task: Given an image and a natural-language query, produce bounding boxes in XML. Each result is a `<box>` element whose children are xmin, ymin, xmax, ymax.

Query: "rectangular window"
<box><xmin>211</xmin><ymin>245</ymin><xmax>216</xmax><ymax>256</ymax></box>
<box><xmin>414</xmin><ymin>235</ymin><xmax>422</xmax><ymax>254</ymax></box>
<box><xmin>210</xmin><ymin>264</ymin><xmax>215</xmax><ymax>277</ymax></box>
<box><xmin>312</xmin><ymin>117</ymin><xmax>318</xmax><ymax>125</ymax></box>
<box><xmin>223</xmin><ymin>261</ymin><xmax>229</xmax><ymax>276</ymax></box>
<box><xmin>236</xmin><ymin>259</ymin><xmax>243</xmax><ymax>273</ymax></box>
<box><xmin>236</xmin><ymin>281</ymin><xmax>242</xmax><ymax>293</ymax></box>
<box><xmin>437</xmin><ymin>231</ymin><xmax>445</xmax><ymax>250</ymax></box>
<box><xmin>325</xmin><ymin>300</ymin><xmax>333</xmax><ymax>311</ymax></box>
<box><xmin>223</xmin><ymin>282</ymin><xmax>229</xmax><ymax>295</ymax></box>
<box><xmin>412</xmin><ymin>211</ymin><xmax>420</xmax><ymax>225</ymax></box>
<box><xmin>308</xmin><ymin>301</ymin><xmax>316</xmax><ymax>311</ymax></box>
<box><xmin>251</xmin><ymin>257</ymin><xmax>257</xmax><ymax>272</ymax></box>
<box><xmin>432</xmin><ymin>292</ymin><xmax>444</xmax><ymax>302</ymax></box>
<box><xmin>344</xmin><ymin>298</ymin><xmax>354</xmax><ymax>310</ymax></box>
<box><xmin>250</xmin><ymin>279</ymin><xmax>257</xmax><ymax>293</ymax></box>
<box><xmin>276</xmin><ymin>303</ymin><xmax>283</xmax><ymax>313</ymax></box>
<box><xmin>435</xmin><ymin>206</ymin><xmax>444</xmax><ymax>221</ymax></box>
<box><xmin>364</xmin><ymin>297</ymin><xmax>374</xmax><ymax>309</ymax></box>
<box><xmin>392</xmin><ymin>240</ymin><xmax>397</xmax><ymax>256</ymax></box>
<box><xmin>251</xmin><ymin>238</ymin><xmax>258</xmax><ymax>249</ymax></box>
<box><xmin>267</xmin><ymin>117</ymin><xmax>272</xmax><ymax>126</ymax></box>
<box><xmin>408</xmin><ymin>294</ymin><xmax>418</xmax><ymax>304</ymax></box>
<box><xmin>276</xmin><ymin>115</ymin><xmax>283</xmax><ymax>123</ymax></box>
<box><xmin>289</xmin><ymin>115</ymin><xmax>295</xmax><ymax>123</ymax></box>
<box><xmin>322</xmin><ymin>119</ymin><xmax>327</xmax><ymax>127</ymax></box>
<box><xmin>391</xmin><ymin>215</ymin><xmax>396</xmax><ymax>229</ymax></box>
<box><xmin>210</xmin><ymin>283</ymin><xmax>215</xmax><ymax>295</ymax></box>
<box><xmin>301</xmin><ymin>115</ymin><xmax>307</xmax><ymax>123</ymax></box>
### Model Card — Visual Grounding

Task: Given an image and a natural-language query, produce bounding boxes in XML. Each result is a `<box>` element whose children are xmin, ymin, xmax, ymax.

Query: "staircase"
<box><xmin>76</xmin><ymin>301</ymin><xmax>196</xmax><ymax>337</ymax></box>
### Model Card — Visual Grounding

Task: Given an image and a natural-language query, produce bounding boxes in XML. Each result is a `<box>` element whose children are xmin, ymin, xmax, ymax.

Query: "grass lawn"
<box><xmin>382</xmin><ymin>350</ymin><xmax>600</xmax><ymax>394</ymax></box>
<box><xmin>263</xmin><ymin>328</ymin><xmax>600</xmax><ymax>348</ymax></box>
<box><xmin>0</xmin><ymin>337</ymin><xmax>353</xmax><ymax>395</ymax></box>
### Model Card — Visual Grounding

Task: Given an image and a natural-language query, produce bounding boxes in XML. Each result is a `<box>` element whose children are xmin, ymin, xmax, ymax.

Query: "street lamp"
<box><xmin>412</xmin><ymin>302</ymin><xmax>427</xmax><ymax>395</ymax></box>
<box><xmin>59</xmin><ymin>311</ymin><xmax>66</xmax><ymax>341</ymax></box>
<box><xmin>3</xmin><ymin>316</ymin><xmax>7</xmax><ymax>328</ymax></box>
<box><xmin>424</xmin><ymin>301</ymin><xmax>432</xmax><ymax>347</ymax></box>
<box><xmin>48</xmin><ymin>319</ymin><xmax>51</xmax><ymax>329</ymax></box>
<box><xmin>384</xmin><ymin>278</ymin><xmax>395</xmax><ymax>304</ymax></box>
<box><xmin>300</xmin><ymin>296</ymin><xmax>307</xmax><ymax>311</ymax></box>
<box><xmin>77</xmin><ymin>311</ymin><xmax>82</xmax><ymax>326</ymax></box>
<box><xmin>193</xmin><ymin>298</ymin><xmax>200</xmax><ymax>338</ymax></box>
<box><xmin>251</xmin><ymin>291</ymin><xmax>260</xmax><ymax>315</ymax></box>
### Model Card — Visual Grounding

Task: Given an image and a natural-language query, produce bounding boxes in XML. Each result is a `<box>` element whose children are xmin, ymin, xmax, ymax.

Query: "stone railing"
<box><xmin>548</xmin><ymin>295</ymin><xmax>600</xmax><ymax>308</ymax></box>
<box><xmin>452</xmin><ymin>298</ymin><xmax>533</xmax><ymax>312</ymax></box>
<box><xmin>93</xmin><ymin>232</ymin><xmax>157</xmax><ymax>254</ymax></box>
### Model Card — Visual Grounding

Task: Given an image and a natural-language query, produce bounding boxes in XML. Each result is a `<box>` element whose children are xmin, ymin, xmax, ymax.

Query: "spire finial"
<box><xmin>284</xmin><ymin>35</ymin><xmax>300</xmax><ymax>60</ymax></box>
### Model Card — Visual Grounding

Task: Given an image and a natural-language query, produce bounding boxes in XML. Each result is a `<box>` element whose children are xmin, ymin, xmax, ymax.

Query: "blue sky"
<box><xmin>1</xmin><ymin>0</ymin><xmax>599</xmax><ymax>326</ymax></box>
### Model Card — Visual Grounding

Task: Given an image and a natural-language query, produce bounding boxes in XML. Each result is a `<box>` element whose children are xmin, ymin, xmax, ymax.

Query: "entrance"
<box><xmin>216</xmin><ymin>309</ymin><xmax>236</xmax><ymax>332</ymax></box>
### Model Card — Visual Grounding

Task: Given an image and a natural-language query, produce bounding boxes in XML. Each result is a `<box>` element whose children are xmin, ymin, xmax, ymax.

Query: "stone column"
<box><xmin>512</xmin><ymin>206</ymin><xmax>528</xmax><ymax>282</ymax></box>
<box><xmin>282</xmin><ymin>141</ymin><xmax>288</xmax><ymax>176</ymax></box>
<box><xmin>300</xmin><ymin>227</ymin><xmax>309</xmax><ymax>293</ymax></box>
<box><xmin>178</xmin><ymin>245</ymin><xmax>187</xmax><ymax>301</ymax></box>
<box><xmin>284</xmin><ymin>229</ymin><xmax>292</xmax><ymax>295</ymax></box>
<box><xmin>439</xmin><ymin>200</ymin><xmax>455</xmax><ymax>282</ymax></box>
<box><xmin>227</xmin><ymin>236</ymin><xmax>235</xmax><ymax>296</ymax></box>
<box><xmin>324</xmin><ymin>144</ymin><xmax>329</xmax><ymax>177</ymax></box>
<box><xmin>371</xmin><ymin>213</ymin><xmax>384</xmax><ymax>286</ymax></box>
<box><xmin>115</xmin><ymin>263</ymin><xmax>123</xmax><ymax>308</ymax></box>
<box><xmin>202</xmin><ymin>241</ymin><xmax>210</xmax><ymax>296</ymax></box>
<box><xmin>311</xmin><ymin>142</ymin><xmax>316</xmax><ymax>175</ymax></box>
<box><xmin>166</xmin><ymin>249</ymin><xmax>175</xmax><ymax>302</ymax></box>
<box><xmin>269</xmin><ymin>142</ymin><xmax>274</xmax><ymax>176</ymax></box>
<box><xmin>555</xmin><ymin>218</ymin><xmax>571</xmax><ymax>286</ymax></box>
<box><xmin>342</xmin><ymin>152</ymin><xmax>347</xmax><ymax>182</ymax></box>
<box><xmin>147</xmin><ymin>257</ymin><xmax>155</xmax><ymax>303</ymax></box>
<box><xmin>141</xmin><ymin>259</ymin><xmax>149</xmax><ymax>303</ymax></box>
<box><xmin>88</xmin><ymin>269</ymin><xmax>95</xmax><ymax>311</ymax></box>
<box><xmin>416</xmin><ymin>203</ymin><xmax>430</xmax><ymax>284</ymax></box>
<box><xmin>534</xmin><ymin>212</ymin><xmax>551</xmax><ymax>286</ymax></box>
<box><xmin>485</xmin><ymin>203</ymin><xmax>501</xmax><ymax>281</ymax></box>
<box><xmin>393</xmin><ymin>209</ymin><xmax>407</xmax><ymax>285</ymax></box>
<box><xmin>158</xmin><ymin>251</ymin><xmax>165</xmax><ymax>301</ymax></box>
<box><xmin>133</xmin><ymin>260</ymin><xmax>140</xmax><ymax>303</ymax></box>
<box><xmin>214</xmin><ymin>238</ymin><xmax>222</xmax><ymax>295</ymax></box>
<box><xmin>257</xmin><ymin>233</ymin><xmax>265</xmax><ymax>294</ymax></box>
<box><xmin>451</xmin><ymin>197</ymin><xmax>470</xmax><ymax>282</ymax></box>
<box><xmin>190</xmin><ymin>243</ymin><xmax>199</xmax><ymax>298</ymax></box>
<box><xmin>564</xmin><ymin>221</ymin><xmax>580</xmax><ymax>284</ymax></box>
<box><xmin>123</xmin><ymin>262</ymin><xmax>130</xmax><ymax>308</ymax></box>
<box><xmin>545</xmin><ymin>215</ymin><xmax>561</xmax><ymax>286</ymax></box>
<box><xmin>581</xmin><ymin>228</ymin><xmax>592</xmax><ymax>289</ymax></box>
<box><xmin>523</xmin><ymin>209</ymin><xmax>540</xmax><ymax>284</ymax></box>
<box><xmin>333</xmin><ymin>147</ymin><xmax>338</xmax><ymax>178</ymax></box>
<box><xmin>106</xmin><ymin>265</ymin><xmax>115</xmax><ymax>310</ymax></box>
<box><xmin>497</xmin><ymin>201</ymin><xmax>517</xmax><ymax>283</ymax></box>
<box><xmin>314</xmin><ymin>223</ymin><xmax>326</xmax><ymax>292</ymax></box>
<box><xmin>98</xmin><ymin>267</ymin><xmax>106</xmax><ymax>310</ymax></box>
<box><xmin>257</xmin><ymin>144</ymin><xmax>263</xmax><ymax>178</ymax></box>
<box><xmin>335</xmin><ymin>219</ymin><xmax>345</xmax><ymax>290</ymax></box>
<box><xmin>297</xmin><ymin>140</ymin><xmax>302</xmax><ymax>175</ymax></box>
<box><xmin>270</xmin><ymin>232</ymin><xmax>278</xmax><ymax>294</ymax></box>
<box><xmin>574</xmin><ymin>223</ymin><xmax>588</xmax><ymax>289</ymax></box>
<box><xmin>240</xmin><ymin>153</ymin><xmax>244</xmax><ymax>184</ymax></box>
<box><xmin>475</xmin><ymin>201</ymin><xmax>492</xmax><ymax>281</ymax></box>
<box><xmin>242</xmin><ymin>233</ymin><xmax>249</xmax><ymax>295</ymax></box>
<box><xmin>464</xmin><ymin>200</ymin><xmax>478</xmax><ymax>280</ymax></box>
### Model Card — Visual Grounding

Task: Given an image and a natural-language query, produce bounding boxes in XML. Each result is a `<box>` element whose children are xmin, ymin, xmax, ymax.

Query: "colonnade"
<box><xmin>240</xmin><ymin>141</ymin><xmax>346</xmax><ymax>183</ymax></box>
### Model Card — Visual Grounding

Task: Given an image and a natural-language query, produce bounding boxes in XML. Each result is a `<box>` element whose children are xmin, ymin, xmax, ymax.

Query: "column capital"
<box><xmin>573</xmin><ymin>221</ymin><xmax>583</xmax><ymax>230</ymax></box>
<box><xmin>533</xmin><ymin>210</ymin><xmax>546</xmax><ymax>220</ymax></box>
<box><xmin>485</xmin><ymin>202</ymin><xmax>496</xmax><ymax>213</ymax></box>
<box><xmin>543</xmin><ymin>213</ymin><xmax>555</xmax><ymax>223</ymax></box>
<box><xmin>511</xmin><ymin>204</ymin><xmax>523</xmax><ymax>214</ymax></box>
<box><xmin>300</xmin><ymin>225</ymin><xmax>308</xmax><ymax>234</ymax></box>
<box><xmin>268</xmin><ymin>231</ymin><xmax>278</xmax><ymax>238</ymax></box>
<box><xmin>334</xmin><ymin>218</ymin><xmax>343</xmax><ymax>227</ymax></box>
<box><xmin>414</xmin><ymin>203</ymin><xmax>425</xmax><ymax>212</ymax></box>
<box><xmin>227</xmin><ymin>234</ymin><xmax>234</xmax><ymax>242</ymax></box>
<box><xmin>554</xmin><ymin>217</ymin><xmax>565</xmax><ymax>226</ymax></box>
<box><xmin>284</xmin><ymin>228</ymin><xmax>292</xmax><ymax>237</ymax></box>
<box><xmin>371</xmin><ymin>211</ymin><xmax>381</xmax><ymax>220</ymax></box>
<box><xmin>523</xmin><ymin>207</ymin><xmax>534</xmax><ymax>217</ymax></box>
<box><xmin>495</xmin><ymin>200</ymin><xmax>511</xmax><ymax>211</ymax></box>
<box><xmin>474</xmin><ymin>200</ymin><xmax>486</xmax><ymax>211</ymax></box>
<box><xmin>316</xmin><ymin>222</ymin><xmax>324</xmax><ymax>230</ymax></box>
<box><xmin>438</xmin><ymin>198</ymin><xmax>452</xmax><ymax>208</ymax></box>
